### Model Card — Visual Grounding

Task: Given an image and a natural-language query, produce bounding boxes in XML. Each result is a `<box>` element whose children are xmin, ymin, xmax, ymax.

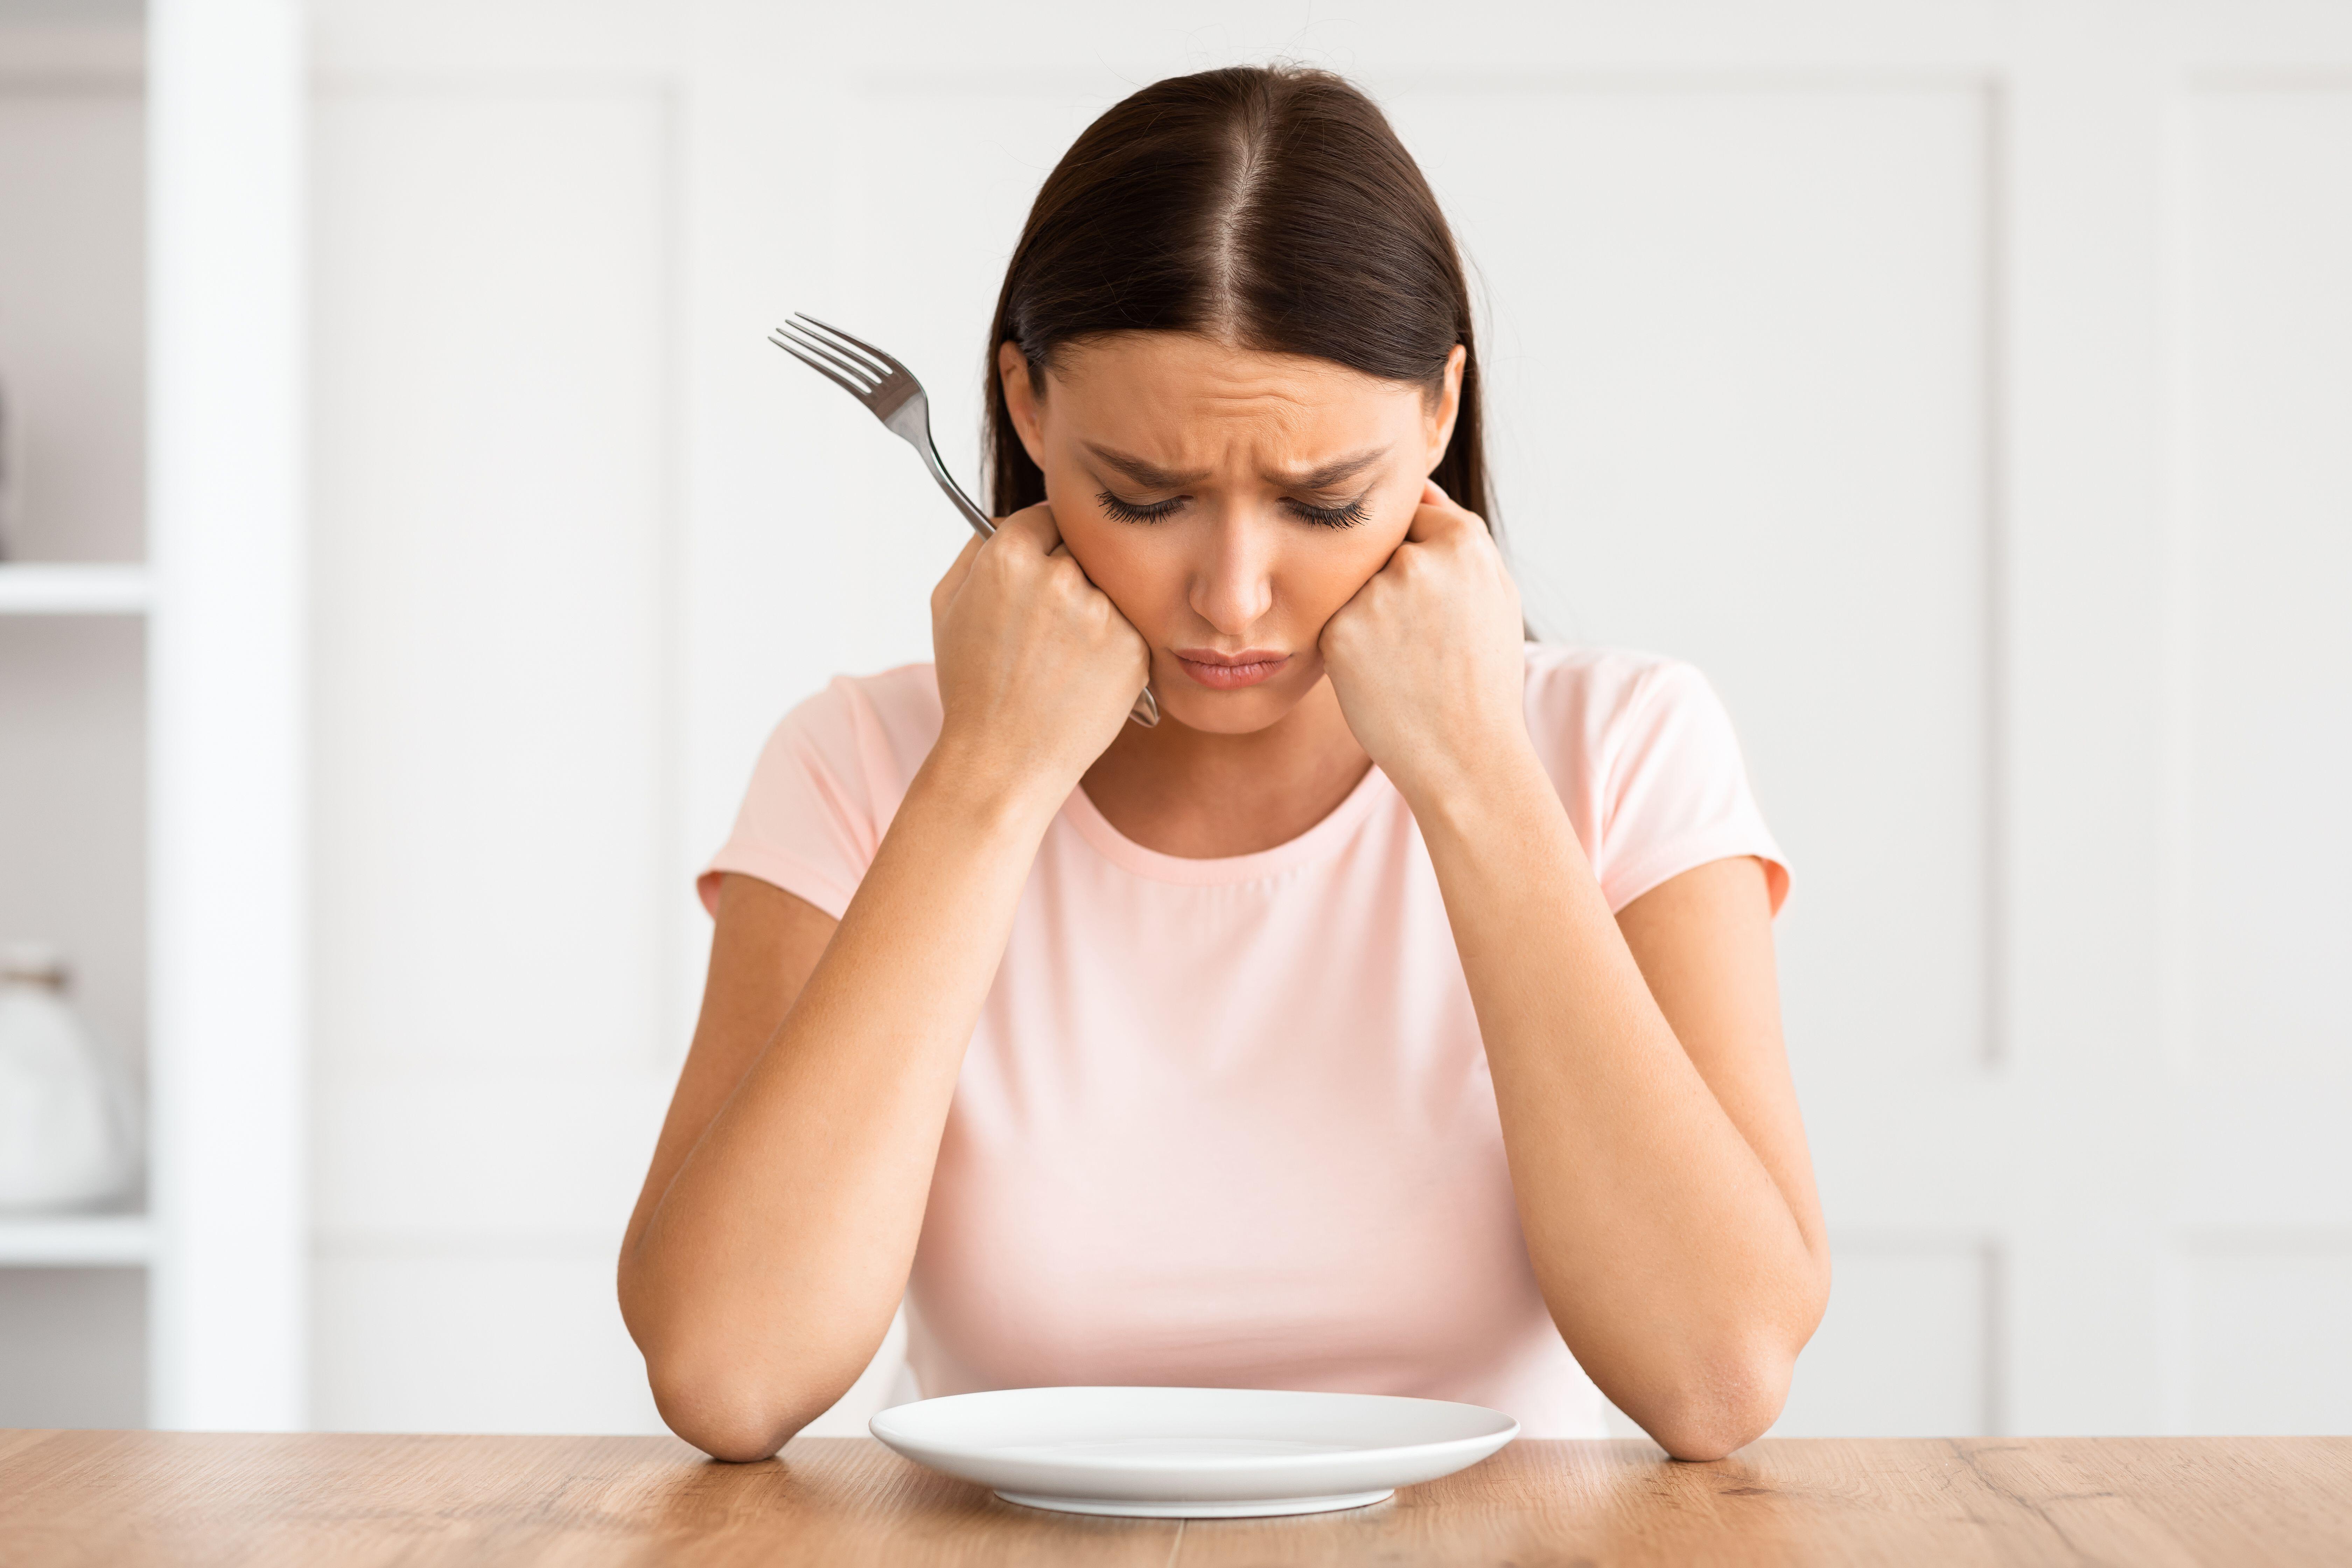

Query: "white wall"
<box><xmin>307</xmin><ymin>74</ymin><xmax>674</xmax><ymax>1434</ymax></box>
<box><xmin>2173</xmin><ymin>79</ymin><xmax>2352</xmax><ymax>1433</ymax></box>
<box><xmin>300</xmin><ymin>0</ymin><xmax>2352</xmax><ymax>1441</ymax></box>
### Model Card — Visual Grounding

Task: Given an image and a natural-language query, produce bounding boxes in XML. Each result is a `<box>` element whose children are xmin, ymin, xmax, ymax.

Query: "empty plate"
<box><xmin>868</xmin><ymin>1385</ymin><xmax>1519</xmax><ymax>1517</ymax></box>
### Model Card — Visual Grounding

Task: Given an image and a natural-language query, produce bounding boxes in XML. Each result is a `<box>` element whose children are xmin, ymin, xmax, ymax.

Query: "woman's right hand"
<box><xmin>928</xmin><ymin>502</ymin><xmax>1151</xmax><ymax>797</ymax></box>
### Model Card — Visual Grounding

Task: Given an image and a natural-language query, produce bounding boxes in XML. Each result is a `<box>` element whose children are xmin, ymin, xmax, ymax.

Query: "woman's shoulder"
<box><xmin>1520</xmin><ymin>640</ymin><xmax>1786</xmax><ymax>912</ymax></box>
<box><xmin>700</xmin><ymin>663</ymin><xmax>940</xmax><ymax>920</ymax></box>
<box><xmin>833</xmin><ymin>659</ymin><xmax>942</xmax><ymax>728</ymax></box>
<box><xmin>766</xmin><ymin>660</ymin><xmax>942</xmax><ymax>791</ymax></box>
<box><xmin>789</xmin><ymin>659</ymin><xmax>939</xmax><ymax>723</ymax></box>
<box><xmin>1520</xmin><ymin>640</ymin><xmax>1724</xmax><ymax>748</ymax></box>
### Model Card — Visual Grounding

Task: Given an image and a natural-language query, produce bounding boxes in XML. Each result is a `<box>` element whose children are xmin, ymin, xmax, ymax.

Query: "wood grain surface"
<box><xmin>2</xmin><ymin>1430</ymin><xmax>2347</xmax><ymax>1566</ymax></box>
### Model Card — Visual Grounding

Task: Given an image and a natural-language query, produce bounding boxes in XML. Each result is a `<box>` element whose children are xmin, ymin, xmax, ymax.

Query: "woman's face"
<box><xmin>1000</xmin><ymin>331</ymin><xmax>1465</xmax><ymax>735</ymax></box>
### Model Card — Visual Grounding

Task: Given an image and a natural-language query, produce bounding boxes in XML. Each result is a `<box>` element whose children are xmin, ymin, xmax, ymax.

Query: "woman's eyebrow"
<box><xmin>1083</xmin><ymin>444</ymin><xmax>1209</xmax><ymax>488</ymax></box>
<box><xmin>1269</xmin><ymin>446</ymin><xmax>1392</xmax><ymax>489</ymax></box>
<box><xmin>1082</xmin><ymin>442</ymin><xmax>1392</xmax><ymax>490</ymax></box>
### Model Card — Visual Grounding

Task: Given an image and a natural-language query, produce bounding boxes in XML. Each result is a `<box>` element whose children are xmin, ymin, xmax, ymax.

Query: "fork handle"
<box><xmin>919</xmin><ymin>438</ymin><xmax>997</xmax><ymax>542</ymax></box>
<box><xmin>918</xmin><ymin>437</ymin><xmax>1161</xmax><ymax>729</ymax></box>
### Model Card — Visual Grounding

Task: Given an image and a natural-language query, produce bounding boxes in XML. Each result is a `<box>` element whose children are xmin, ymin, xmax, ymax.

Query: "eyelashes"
<box><xmin>1094</xmin><ymin>490</ymin><xmax>1184</xmax><ymax>525</ymax></box>
<box><xmin>1094</xmin><ymin>490</ymin><xmax>1370</xmax><ymax>530</ymax></box>
<box><xmin>1287</xmin><ymin>497</ymin><xmax>1371</xmax><ymax>529</ymax></box>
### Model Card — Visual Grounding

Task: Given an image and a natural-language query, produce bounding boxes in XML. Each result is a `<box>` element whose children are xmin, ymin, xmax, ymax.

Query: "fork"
<box><xmin>771</xmin><ymin>313</ymin><xmax>1160</xmax><ymax>729</ymax></box>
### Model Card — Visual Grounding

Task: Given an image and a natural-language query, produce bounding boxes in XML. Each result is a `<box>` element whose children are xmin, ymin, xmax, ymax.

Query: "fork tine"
<box><xmin>785</xmin><ymin>315</ymin><xmax>891</xmax><ymax>385</ymax></box>
<box><xmin>771</xmin><ymin>333</ymin><xmax>878</xmax><ymax>405</ymax></box>
<box><xmin>794</xmin><ymin>313</ymin><xmax>906</xmax><ymax>379</ymax></box>
<box><xmin>776</xmin><ymin>320</ymin><xmax>883</xmax><ymax>390</ymax></box>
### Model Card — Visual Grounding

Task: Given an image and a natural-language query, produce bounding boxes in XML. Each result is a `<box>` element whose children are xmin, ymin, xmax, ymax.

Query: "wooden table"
<box><xmin>4</xmin><ymin>1429</ymin><xmax>2348</xmax><ymax>1565</ymax></box>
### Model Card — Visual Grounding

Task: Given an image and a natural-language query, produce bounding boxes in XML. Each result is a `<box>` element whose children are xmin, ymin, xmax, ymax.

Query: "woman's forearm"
<box><xmin>620</xmin><ymin>745</ymin><xmax>1060</xmax><ymax>1457</ymax></box>
<box><xmin>1405</xmin><ymin>746</ymin><xmax>1827</xmax><ymax>1459</ymax></box>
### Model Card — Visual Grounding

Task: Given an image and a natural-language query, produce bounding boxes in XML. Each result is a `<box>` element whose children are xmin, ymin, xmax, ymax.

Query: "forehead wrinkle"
<box><xmin>1056</xmin><ymin>342</ymin><xmax>1410</xmax><ymax>489</ymax></box>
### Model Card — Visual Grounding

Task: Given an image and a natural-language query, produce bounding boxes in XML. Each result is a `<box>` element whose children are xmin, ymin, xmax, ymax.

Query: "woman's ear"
<box><xmin>1424</xmin><ymin>343</ymin><xmax>1467</xmax><ymax>474</ymax></box>
<box><xmin>997</xmin><ymin>340</ymin><xmax>1051</xmax><ymax>470</ymax></box>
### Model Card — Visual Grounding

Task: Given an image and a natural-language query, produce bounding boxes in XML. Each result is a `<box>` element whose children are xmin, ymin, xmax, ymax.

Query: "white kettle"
<box><xmin>0</xmin><ymin>943</ymin><xmax>141</xmax><ymax>1211</ymax></box>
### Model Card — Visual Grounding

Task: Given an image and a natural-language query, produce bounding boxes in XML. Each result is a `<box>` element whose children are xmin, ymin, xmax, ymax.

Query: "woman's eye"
<box><xmin>1285</xmin><ymin>497</ymin><xmax>1371</xmax><ymax>529</ymax></box>
<box><xmin>1094</xmin><ymin>490</ymin><xmax>1369</xmax><ymax>528</ymax></box>
<box><xmin>1097</xmin><ymin>490</ymin><xmax>1184</xmax><ymax>524</ymax></box>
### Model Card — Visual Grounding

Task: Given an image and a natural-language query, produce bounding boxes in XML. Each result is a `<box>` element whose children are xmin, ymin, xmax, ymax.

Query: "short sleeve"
<box><xmin>695</xmin><ymin>678</ymin><xmax>886</xmax><ymax>921</ymax></box>
<box><xmin>1590</xmin><ymin>658</ymin><xmax>1791</xmax><ymax>917</ymax></box>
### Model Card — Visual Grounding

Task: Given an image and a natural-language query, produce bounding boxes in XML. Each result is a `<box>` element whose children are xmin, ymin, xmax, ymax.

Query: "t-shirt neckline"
<box><xmin>1059</xmin><ymin>756</ymin><xmax>1396</xmax><ymax>886</ymax></box>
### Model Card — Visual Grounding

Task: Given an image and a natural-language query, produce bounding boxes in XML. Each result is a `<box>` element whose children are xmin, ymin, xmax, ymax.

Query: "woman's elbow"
<box><xmin>1639</xmin><ymin>1345</ymin><xmax>1795</xmax><ymax>1462</ymax></box>
<box><xmin>681</xmin><ymin>1418</ymin><xmax>795</xmax><ymax>1465</ymax></box>
<box><xmin>1642</xmin><ymin>1260</ymin><xmax>1830</xmax><ymax>1460</ymax></box>
<box><xmin>645</xmin><ymin>1356</ymin><xmax>826</xmax><ymax>1464</ymax></box>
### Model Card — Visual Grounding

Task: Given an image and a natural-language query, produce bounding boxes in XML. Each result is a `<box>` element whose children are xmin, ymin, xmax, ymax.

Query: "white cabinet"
<box><xmin>0</xmin><ymin>1</ymin><xmax>305</xmax><ymax>1430</ymax></box>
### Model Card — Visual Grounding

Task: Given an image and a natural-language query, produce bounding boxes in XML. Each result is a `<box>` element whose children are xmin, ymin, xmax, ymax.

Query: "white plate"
<box><xmin>868</xmin><ymin>1385</ymin><xmax>1519</xmax><ymax>1518</ymax></box>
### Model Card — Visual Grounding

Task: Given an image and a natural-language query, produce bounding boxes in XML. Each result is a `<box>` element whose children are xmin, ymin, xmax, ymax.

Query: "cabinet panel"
<box><xmin>1773</xmin><ymin>1243</ymin><xmax>1992</xmax><ymax>1436</ymax></box>
<box><xmin>2184</xmin><ymin>90</ymin><xmax>2352</xmax><ymax>1078</ymax></box>
<box><xmin>0</xmin><ymin>617</ymin><xmax>144</xmax><ymax>1074</ymax></box>
<box><xmin>2185</xmin><ymin>1250</ymin><xmax>2352</xmax><ymax>1434</ymax></box>
<box><xmin>0</xmin><ymin>87</ymin><xmax>143</xmax><ymax>563</ymax></box>
<box><xmin>0</xmin><ymin>1268</ymin><xmax>143</xmax><ymax>1428</ymax></box>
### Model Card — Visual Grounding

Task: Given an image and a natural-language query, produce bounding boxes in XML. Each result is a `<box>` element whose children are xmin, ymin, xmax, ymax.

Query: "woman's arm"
<box><xmin>618</xmin><ymin>775</ymin><xmax>1054</xmax><ymax>1460</ymax></box>
<box><xmin>1322</xmin><ymin>483</ymin><xmax>1829</xmax><ymax>1461</ymax></box>
<box><xmin>617</xmin><ymin>506</ymin><xmax>1147</xmax><ymax>1461</ymax></box>
<box><xmin>1416</xmin><ymin>781</ymin><xmax>1827</xmax><ymax>1460</ymax></box>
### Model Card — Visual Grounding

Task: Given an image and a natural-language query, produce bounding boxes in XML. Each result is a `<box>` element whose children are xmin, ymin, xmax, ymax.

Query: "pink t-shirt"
<box><xmin>698</xmin><ymin>643</ymin><xmax>1789</xmax><ymax>1437</ymax></box>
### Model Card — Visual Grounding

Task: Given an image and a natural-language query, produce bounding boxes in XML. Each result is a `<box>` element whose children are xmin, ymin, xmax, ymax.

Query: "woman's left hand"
<box><xmin>1319</xmin><ymin>478</ymin><xmax>1533</xmax><ymax>805</ymax></box>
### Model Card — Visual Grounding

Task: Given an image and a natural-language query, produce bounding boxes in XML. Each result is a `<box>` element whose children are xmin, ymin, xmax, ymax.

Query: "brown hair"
<box><xmin>983</xmin><ymin>65</ymin><xmax>1492</xmax><ymax>532</ymax></box>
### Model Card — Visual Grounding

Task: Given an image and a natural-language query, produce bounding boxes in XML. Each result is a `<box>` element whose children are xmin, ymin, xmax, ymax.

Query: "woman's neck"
<box><xmin>1078</xmin><ymin>676</ymin><xmax>1373</xmax><ymax>859</ymax></box>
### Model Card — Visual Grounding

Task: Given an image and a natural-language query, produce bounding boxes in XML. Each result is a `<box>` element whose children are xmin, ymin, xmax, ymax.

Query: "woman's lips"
<box><xmin>1172</xmin><ymin>648</ymin><xmax>1291</xmax><ymax>690</ymax></box>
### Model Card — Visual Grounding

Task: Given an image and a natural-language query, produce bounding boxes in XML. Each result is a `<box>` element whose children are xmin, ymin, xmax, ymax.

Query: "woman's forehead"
<box><xmin>1045</xmin><ymin>333</ymin><xmax>1421</xmax><ymax>454</ymax></box>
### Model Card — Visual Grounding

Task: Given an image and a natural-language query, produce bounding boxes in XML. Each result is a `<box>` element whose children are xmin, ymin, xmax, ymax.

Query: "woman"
<box><xmin>619</xmin><ymin>64</ymin><xmax>1829</xmax><ymax>1464</ymax></box>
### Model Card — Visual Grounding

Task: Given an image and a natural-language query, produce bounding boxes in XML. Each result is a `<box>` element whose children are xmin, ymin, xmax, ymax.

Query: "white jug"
<box><xmin>0</xmin><ymin>943</ymin><xmax>140</xmax><ymax>1211</ymax></box>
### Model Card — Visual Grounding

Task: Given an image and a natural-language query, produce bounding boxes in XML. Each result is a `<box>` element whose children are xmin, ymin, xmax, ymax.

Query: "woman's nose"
<box><xmin>1188</xmin><ymin>514</ymin><xmax>1277</xmax><ymax>634</ymax></box>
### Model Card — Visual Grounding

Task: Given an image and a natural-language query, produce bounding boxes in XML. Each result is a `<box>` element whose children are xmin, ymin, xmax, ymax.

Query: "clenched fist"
<box><xmin>1318</xmin><ymin>479</ymin><xmax>1532</xmax><ymax>806</ymax></box>
<box><xmin>929</xmin><ymin>503</ymin><xmax>1153</xmax><ymax>796</ymax></box>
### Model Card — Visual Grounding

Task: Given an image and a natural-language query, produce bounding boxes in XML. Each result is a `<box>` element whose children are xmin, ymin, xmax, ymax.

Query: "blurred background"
<box><xmin>1</xmin><ymin>0</ymin><xmax>2346</xmax><ymax>1441</ymax></box>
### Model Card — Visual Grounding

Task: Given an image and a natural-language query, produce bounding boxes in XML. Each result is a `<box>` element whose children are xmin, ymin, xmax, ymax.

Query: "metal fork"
<box><xmin>771</xmin><ymin>313</ymin><xmax>1160</xmax><ymax>729</ymax></box>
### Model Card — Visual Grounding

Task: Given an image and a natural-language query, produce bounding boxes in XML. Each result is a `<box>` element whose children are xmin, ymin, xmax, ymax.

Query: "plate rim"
<box><xmin>868</xmin><ymin>1384</ymin><xmax>1521</xmax><ymax>1473</ymax></box>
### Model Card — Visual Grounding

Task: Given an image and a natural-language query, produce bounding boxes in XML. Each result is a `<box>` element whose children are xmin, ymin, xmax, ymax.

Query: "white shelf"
<box><xmin>0</xmin><ymin>1213</ymin><xmax>152</xmax><ymax>1267</ymax></box>
<box><xmin>0</xmin><ymin>564</ymin><xmax>152</xmax><ymax>615</ymax></box>
<box><xmin>0</xmin><ymin>0</ymin><xmax>307</xmax><ymax>1431</ymax></box>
